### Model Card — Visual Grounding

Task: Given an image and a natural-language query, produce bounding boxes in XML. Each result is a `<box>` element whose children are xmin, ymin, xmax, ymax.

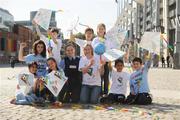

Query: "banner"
<box><xmin>75</xmin><ymin>38</ymin><xmax>88</xmax><ymax>48</ymax></box>
<box><xmin>43</xmin><ymin>71</ymin><xmax>67</xmax><ymax>97</ymax></box>
<box><xmin>33</xmin><ymin>8</ymin><xmax>52</xmax><ymax>30</ymax></box>
<box><xmin>106</xmin><ymin>26</ymin><xmax>127</xmax><ymax>50</ymax></box>
<box><xmin>103</xmin><ymin>49</ymin><xmax>125</xmax><ymax>61</ymax></box>
<box><xmin>140</xmin><ymin>32</ymin><xmax>160</xmax><ymax>55</ymax></box>
<box><xmin>18</xmin><ymin>73</ymin><xmax>34</xmax><ymax>86</ymax></box>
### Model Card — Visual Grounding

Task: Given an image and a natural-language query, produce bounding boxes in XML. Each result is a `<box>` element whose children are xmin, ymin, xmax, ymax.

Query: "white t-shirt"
<box><xmin>109</xmin><ymin>70</ymin><xmax>130</xmax><ymax>95</ymax></box>
<box><xmin>40</xmin><ymin>35</ymin><xmax>62</xmax><ymax>63</ymax></box>
<box><xmin>79</xmin><ymin>56</ymin><xmax>101</xmax><ymax>86</ymax></box>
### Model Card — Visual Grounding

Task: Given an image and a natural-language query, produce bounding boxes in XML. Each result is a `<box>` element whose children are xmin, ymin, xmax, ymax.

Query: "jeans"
<box><xmin>80</xmin><ymin>85</ymin><xmax>101</xmax><ymax>104</ymax></box>
<box><xmin>16</xmin><ymin>93</ymin><xmax>38</xmax><ymax>105</ymax></box>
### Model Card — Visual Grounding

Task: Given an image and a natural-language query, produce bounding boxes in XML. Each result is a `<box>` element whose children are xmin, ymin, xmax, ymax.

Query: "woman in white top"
<box><xmin>79</xmin><ymin>44</ymin><xmax>104</xmax><ymax>104</ymax></box>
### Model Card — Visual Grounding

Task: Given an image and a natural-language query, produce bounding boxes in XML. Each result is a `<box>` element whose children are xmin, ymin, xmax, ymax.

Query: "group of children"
<box><xmin>10</xmin><ymin>23</ymin><xmax>152</xmax><ymax>106</ymax></box>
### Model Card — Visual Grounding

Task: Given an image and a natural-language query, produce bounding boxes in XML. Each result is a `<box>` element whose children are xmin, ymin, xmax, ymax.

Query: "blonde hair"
<box><xmin>83</xmin><ymin>44</ymin><xmax>94</xmax><ymax>56</ymax></box>
<box><xmin>97</xmin><ymin>23</ymin><xmax>106</xmax><ymax>37</ymax></box>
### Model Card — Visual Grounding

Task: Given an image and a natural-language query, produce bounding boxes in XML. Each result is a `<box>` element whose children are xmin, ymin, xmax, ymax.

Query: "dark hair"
<box><xmin>28</xmin><ymin>62</ymin><xmax>38</xmax><ymax>76</ymax></box>
<box><xmin>51</xmin><ymin>28</ymin><xmax>59</xmax><ymax>34</ymax></box>
<box><xmin>32</xmin><ymin>40</ymin><xmax>46</xmax><ymax>58</ymax></box>
<box><xmin>85</xmin><ymin>28</ymin><xmax>94</xmax><ymax>34</ymax></box>
<box><xmin>47</xmin><ymin>57</ymin><xmax>59</xmax><ymax>73</ymax></box>
<box><xmin>28</xmin><ymin>62</ymin><xmax>38</xmax><ymax>69</ymax></box>
<box><xmin>132</xmin><ymin>57</ymin><xmax>142</xmax><ymax>64</ymax></box>
<box><xmin>65</xmin><ymin>43</ymin><xmax>75</xmax><ymax>51</ymax></box>
<box><xmin>115</xmin><ymin>59</ymin><xmax>124</xmax><ymax>66</ymax></box>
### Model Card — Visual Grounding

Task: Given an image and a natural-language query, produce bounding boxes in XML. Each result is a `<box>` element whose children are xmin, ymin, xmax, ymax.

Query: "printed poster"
<box><xmin>42</xmin><ymin>71</ymin><xmax>67</xmax><ymax>97</ymax></box>
<box><xmin>33</xmin><ymin>8</ymin><xmax>52</xmax><ymax>30</ymax></box>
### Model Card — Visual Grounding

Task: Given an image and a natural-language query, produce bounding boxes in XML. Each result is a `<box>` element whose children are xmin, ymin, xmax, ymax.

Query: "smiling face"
<box><xmin>29</xmin><ymin>64</ymin><xmax>37</xmax><ymax>74</ymax></box>
<box><xmin>115</xmin><ymin>62</ymin><xmax>124</xmax><ymax>72</ymax></box>
<box><xmin>83</xmin><ymin>45</ymin><xmax>93</xmax><ymax>56</ymax></box>
<box><xmin>47</xmin><ymin>59</ymin><xmax>57</xmax><ymax>71</ymax></box>
<box><xmin>97</xmin><ymin>24</ymin><xmax>106</xmax><ymax>38</ymax></box>
<box><xmin>51</xmin><ymin>32</ymin><xmax>58</xmax><ymax>39</ymax></box>
<box><xmin>85</xmin><ymin>31</ymin><xmax>93</xmax><ymax>41</ymax></box>
<box><xmin>132</xmin><ymin>62</ymin><xmax>142</xmax><ymax>70</ymax></box>
<box><xmin>65</xmin><ymin>45</ymin><xmax>75</xmax><ymax>58</ymax></box>
<box><xmin>36</xmin><ymin>43</ymin><xmax>44</xmax><ymax>54</ymax></box>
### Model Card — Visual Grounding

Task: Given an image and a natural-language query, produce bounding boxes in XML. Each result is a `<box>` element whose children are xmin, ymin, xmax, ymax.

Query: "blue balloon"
<box><xmin>94</xmin><ymin>43</ymin><xmax>106</xmax><ymax>55</ymax></box>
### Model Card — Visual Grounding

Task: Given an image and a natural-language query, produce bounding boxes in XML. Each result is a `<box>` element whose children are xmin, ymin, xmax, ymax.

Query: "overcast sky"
<box><xmin>0</xmin><ymin>0</ymin><xmax>117</xmax><ymax>37</ymax></box>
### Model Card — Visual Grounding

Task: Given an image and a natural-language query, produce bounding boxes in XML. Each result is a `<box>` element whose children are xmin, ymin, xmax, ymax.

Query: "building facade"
<box><xmin>116</xmin><ymin>0</ymin><xmax>180</xmax><ymax>69</ymax></box>
<box><xmin>0</xmin><ymin>7</ymin><xmax>14</xmax><ymax>31</ymax></box>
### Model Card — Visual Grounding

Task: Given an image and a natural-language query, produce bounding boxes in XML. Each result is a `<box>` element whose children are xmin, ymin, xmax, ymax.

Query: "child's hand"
<box><xmin>81</xmin><ymin>68</ymin><xmax>88</xmax><ymax>74</ymax></box>
<box><xmin>20</xmin><ymin>43</ymin><xmax>27</xmax><ymax>49</ymax></box>
<box><xmin>47</xmin><ymin>47</ymin><xmax>53</xmax><ymax>56</ymax></box>
<box><xmin>32</xmin><ymin>20</ymin><xmax>37</xmax><ymax>26</ymax></box>
<box><xmin>89</xmin><ymin>58</ymin><xmax>95</xmax><ymax>66</ymax></box>
<box><xmin>17</xmin><ymin>85</ymin><xmax>20</xmax><ymax>89</ymax></box>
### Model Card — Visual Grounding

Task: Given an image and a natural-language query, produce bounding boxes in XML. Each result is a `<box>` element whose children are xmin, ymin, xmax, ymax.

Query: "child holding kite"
<box><xmin>10</xmin><ymin>62</ymin><xmax>43</xmax><ymax>105</ymax></box>
<box><xmin>33</xmin><ymin>21</ymin><xmax>62</xmax><ymax>63</ymax></box>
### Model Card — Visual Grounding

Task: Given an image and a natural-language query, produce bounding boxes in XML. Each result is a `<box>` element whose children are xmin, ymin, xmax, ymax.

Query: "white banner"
<box><xmin>140</xmin><ymin>32</ymin><xmax>161</xmax><ymax>55</ymax></box>
<box><xmin>18</xmin><ymin>72</ymin><xmax>34</xmax><ymax>95</ymax></box>
<box><xmin>18</xmin><ymin>73</ymin><xmax>34</xmax><ymax>86</ymax></box>
<box><xmin>33</xmin><ymin>8</ymin><xmax>52</xmax><ymax>30</ymax></box>
<box><xmin>43</xmin><ymin>71</ymin><xmax>67</xmax><ymax>97</ymax></box>
<box><xmin>103</xmin><ymin>49</ymin><xmax>125</xmax><ymax>61</ymax></box>
<box><xmin>106</xmin><ymin>26</ymin><xmax>127</xmax><ymax>50</ymax></box>
<box><xmin>75</xmin><ymin>38</ymin><xmax>88</xmax><ymax>47</ymax></box>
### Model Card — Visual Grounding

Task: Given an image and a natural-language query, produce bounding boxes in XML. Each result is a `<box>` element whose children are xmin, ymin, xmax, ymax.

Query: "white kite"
<box><xmin>33</xmin><ymin>8</ymin><xmax>52</xmax><ymax>30</ymax></box>
<box><xmin>140</xmin><ymin>32</ymin><xmax>161</xmax><ymax>55</ymax></box>
<box><xmin>43</xmin><ymin>70</ymin><xmax>67</xmax><ymax>97</ymax></box>
<box><xmin>103</xmin><ymin>49</ymin><xmax>125</xmax><ymax>62</ymax></box>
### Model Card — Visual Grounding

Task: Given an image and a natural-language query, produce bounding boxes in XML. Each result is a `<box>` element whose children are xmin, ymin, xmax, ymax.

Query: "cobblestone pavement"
<box><xmin>0</xmin><ymin>66</ymin><xmax>180</xmax><ymax>120</ymax></box>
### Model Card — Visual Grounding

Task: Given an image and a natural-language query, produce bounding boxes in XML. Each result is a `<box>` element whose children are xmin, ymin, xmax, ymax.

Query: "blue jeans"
<box><xmin>16</xmin><ymin>93</ymin><xmax>39</xmax><ymax>105</ymax></box>
<box><xmin>80</xmin><ymin>85</ymin><xmax>101</xmax><ymax>104</ymax></box>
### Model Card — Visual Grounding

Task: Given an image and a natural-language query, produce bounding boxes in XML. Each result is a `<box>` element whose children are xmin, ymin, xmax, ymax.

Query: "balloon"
<box><xmin>94</xmin><ymin>43</ymin><xmax>106</xmax><ymax>55</ymax></box>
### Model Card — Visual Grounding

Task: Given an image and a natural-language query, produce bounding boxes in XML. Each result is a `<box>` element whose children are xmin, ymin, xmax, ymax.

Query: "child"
<box><xmin>59</xmin><ymin>44</ymin><xmax>82</xmax><ymax>103</ymax></box>
<box><xmin>79</xmin><ymin>44</ymin><xmax>104</xmax><ymax>104</ymax></box>
<box><xmin>125</xmin><ymin>56</ymin><xmax>152</xmax><ymax>105</ymax></box>
<box><xmin>18</xmin><ymin>40</ymin><xmax>47</xmax><ymax>77</ymax></box>
<box><xmin>45</xmin><ymin>57</ymin><xmax>66</xmax><ymax>103</ymax></box>
<box><xmin>33</xmin><ymin>21</ymin><xmax>62</xmax><ymax>63</ymax></box>
<box><xmin>10</xmin><ymin>62</ymin><xmax>43</xmax><ymax>105</ymax></box>
<box><xmin>100</xmin><ymin>59</ymin><xmax>130</xmax><ymax>104</ymax></box>
<box><xmin>91</xmin><ymin>23</ymin><xmax>114</xmax><ymax>95</ymax></box>
<box><xmin>75</xmin><ymin>27</ymin><xmax>94</xmax><ymax>56</ymax></box>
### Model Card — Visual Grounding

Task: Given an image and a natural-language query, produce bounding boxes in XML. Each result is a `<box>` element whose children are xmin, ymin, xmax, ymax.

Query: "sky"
<box><xmin>0</xmin><ymin>0</ymin><xmax>117</xmax><ymax>37</ymax></box>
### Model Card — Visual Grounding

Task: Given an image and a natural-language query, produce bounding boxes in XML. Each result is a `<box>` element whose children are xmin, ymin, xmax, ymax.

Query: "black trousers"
<box><xmin>65</xmin><ymin>81</ymin><xmax>82</xmax><ymax>103</ymax></box>
<box><xmin>125</xmin><ymin>93</ymin><xmax>152</xmax><ymax>105</ymax></box>
<box><xmin>58</xmin><ymin>81</ymin><xmax>82</xmax><ymax>103</ymax></box>
<box><xmin>101</xmin><ymin>62</ymin><xmax>109</xmax><ymax>94</ymax></box>
<box><xmin>100</xmin><ymin>93</ymin><xmax>125</xmax><ymax>104</ymax></box>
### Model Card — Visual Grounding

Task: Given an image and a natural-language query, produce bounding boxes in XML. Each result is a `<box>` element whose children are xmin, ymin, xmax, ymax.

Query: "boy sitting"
<box><xmin>126</xmin><ymin>54</ymin><xmax>153</xmax><ymax>105</ymax></box>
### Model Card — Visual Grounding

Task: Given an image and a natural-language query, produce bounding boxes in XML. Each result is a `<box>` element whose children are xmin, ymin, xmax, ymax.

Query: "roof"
<box><xmin>0</xmin><ymin>8</ymin><xmax>13</xmax><ymax>16</ymax></box>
